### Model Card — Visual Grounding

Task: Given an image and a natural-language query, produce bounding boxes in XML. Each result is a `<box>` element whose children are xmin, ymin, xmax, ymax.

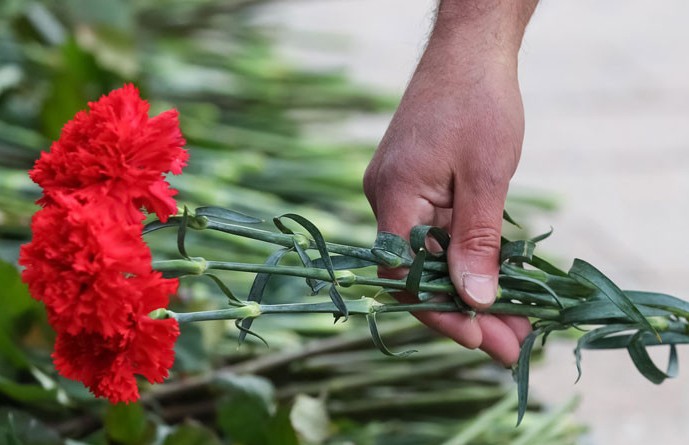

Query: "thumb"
<box><xmin>448</xmin><ymin>177</ymin><xmax>508</xmax><ymax>309</ymax></box>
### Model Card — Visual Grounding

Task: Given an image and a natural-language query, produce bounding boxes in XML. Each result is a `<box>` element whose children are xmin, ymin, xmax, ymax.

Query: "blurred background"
<box><xmin>1</xmin><ymin>0</ymin><xmax>688</xmax><ymax>444</ymax></box>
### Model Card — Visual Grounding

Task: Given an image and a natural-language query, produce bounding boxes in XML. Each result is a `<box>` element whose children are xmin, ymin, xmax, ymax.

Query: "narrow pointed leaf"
<box><xmin>366</xmin><ymin>313</ymin><xmax>417</xmax><ymax>357</ymax></box>
<box><xmin>503</xmin><ymin>210</ymin><xmax>521</xmax><ymax>228</ymax></box>
<box><xmin>529</xmin><ymin>254</ymin><xmax>568</xmax><ymax>277</ymax></box>
<box><xmin>574</xmin><ymin>324</ymin><xmax>630</xmax><ymax>383</ymax></box>
<box><xmin>530</xmin><ymin>227</ymin><xmax>554</xmax><ymax>243</ymax></box>
<box><xmin>238</xmin><ymin>248</ymin><xmax>292</xmax><ymax>344</ymax></box>
<box><xmin>371</xmin><ymin>232</ymin><xmax>413</xmax><ymax>267</ymax></box>
<box><xmin>409</xmin><ymin>225</ymin><xmax>450</xmax><ymax>257</ymax></box>
<box><xmin>276</xmin><ymin>214</ymin><xmax>337</xmax><ymax>284</ymax></box>
<box><xmin>177</xmin><ymin>207</ymin><xmax>190</xmax><ymax>259</ymax></box>
<box><xmin>405</xmin><ymin>248</ymin><xmax>427</xmax><ymax>295</ymax></box>
<box><xmin>205</xmin><ymin>273</ymin><xmax>243</xmax><ymax>307</ymax></box>
<box><xmin>627</xmin><ymin>331</ymin><xmax>669</xmax><ymax>384</ymax></box>
<box><xmin>329</xmin><ymin>285</ymin><xmax>349</xmax><ymax>321</ymax></box>
<box><xmin>515</xmin><ymin>329</ymin><xmax>542</xmax><ymax>426</ymax></box>
<box><xmin>499</xmin><ymin>274</ymin><xmax>563</xmax><ymax>308</ymax></box>
<box><xmin>195</xmin><ymin>206</ymin><xmax>263</xmax><ymax>224</ymax></box>
<box><xmin>560</xmin><ymin>301</ymin><xmax>670</xmax><ymax>325</ymax></box>
<box><xmin>568</xmin><ymin>259</ymin><xmax>657</xmax><ymax>336</ymax></box>
<box><xmin>292</xmin><ymin>239</ymin><xmax>327</xmax><ymax>294</ymax></box>
<box><xmin>143</xmin><ymin>218</ymin><xmax>179</xmax><ymax>234</ymax></box>
<box><xmin>667</xmin><ymin>345</ymin><xmax>679</xmax><ymax>378</ymax></box>
<box><xmin>626</xmin><ymin>291</ymin><xmax>689</xmax><ymax>319</ymax></box>
<box><xmin>312</xmin><ymin>256</ymin><xmax>377</xmax><ymax>270</ymax></box>
<box><xmin>584</xmin><ymin>331</ymin><xmax>689</xmax><ymax>349</ymax></box>
<box><xmin>235</xmin><ymin>319</ymin><xmax>269</xmax><ymax>348</ymax></box>
<box><xmin>500</xmin><ymin>240</ymin><xmax>535</xmax><ymax>263</ymax></box>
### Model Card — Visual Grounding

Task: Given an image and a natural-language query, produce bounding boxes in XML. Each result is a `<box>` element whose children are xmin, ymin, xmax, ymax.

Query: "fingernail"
<box><xmin>462</xmin><ymin>273</ymin><xmax>497</xmax><ymax>306</ymax></box>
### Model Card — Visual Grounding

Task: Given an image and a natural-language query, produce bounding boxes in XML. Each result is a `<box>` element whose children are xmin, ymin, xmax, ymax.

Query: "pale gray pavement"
<box><xmin>259</xmin><ymin>1</ymin><xmax>689</xmax><ymax>443</ymax></box>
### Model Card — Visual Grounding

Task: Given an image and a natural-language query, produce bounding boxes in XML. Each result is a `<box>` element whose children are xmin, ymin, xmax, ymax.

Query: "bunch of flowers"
<box><xmin>19</xmin><ymin>84</ymin><xmax>187</xmax><ymax>403</ymax></box>
<box><xmin>19</xmin><ymin>85</ymin><xmax>689</xmax><ymax>424</ymax></box>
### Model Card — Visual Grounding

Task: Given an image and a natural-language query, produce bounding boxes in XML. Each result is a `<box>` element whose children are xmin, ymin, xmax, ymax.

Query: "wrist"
<box><xmin>431</xmin><ymin>0</ymin><xmax>537</xmax><ymax>63</ymax></box>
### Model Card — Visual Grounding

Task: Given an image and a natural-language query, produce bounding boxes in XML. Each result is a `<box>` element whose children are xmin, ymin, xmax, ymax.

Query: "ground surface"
<box><xmin>260</xmin><ymin>1</ymin><xmax>689</xmax><ymax>443</ymax></box>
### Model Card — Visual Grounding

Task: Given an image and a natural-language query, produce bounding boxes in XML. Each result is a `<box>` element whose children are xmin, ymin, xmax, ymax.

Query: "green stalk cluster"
<box><xmin>149</xmin><ymin>206</ymin><xmax>689</xmax><ymax>425</ymax></box>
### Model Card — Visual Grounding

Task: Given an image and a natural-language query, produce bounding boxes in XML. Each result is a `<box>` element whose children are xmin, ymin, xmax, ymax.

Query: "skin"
<box><xmin>363</xmin><ymin>0</ymin><xmax>539</xmax><ymax>365</ymax></box>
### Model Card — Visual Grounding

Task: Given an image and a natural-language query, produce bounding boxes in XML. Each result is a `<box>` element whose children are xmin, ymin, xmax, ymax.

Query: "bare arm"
<box><xmin>363</xmin><ymin>0</ymin><xmax>539</xmax><ymax>365</ymax></box>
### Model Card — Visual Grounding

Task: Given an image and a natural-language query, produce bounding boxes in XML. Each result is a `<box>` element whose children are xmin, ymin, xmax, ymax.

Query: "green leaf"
<box><xmin>529</xmin><ymin>255</ymin><xmax>568</xmax><ymax>277</ymax></box>
<box><xmin>503</xmin><ymin>209</ymin><xmax>521</xmax><ymax>228</ymax></box>
<box><xmin>195</xmin><ymin>206</ymin><xmax>263</xmax><ymax>224</ymax></box>
<box><xmin>500</xmin><ymin>240</ymin><xmax>535</xmax><ymax>263</ymax></box>
<box><xmin>409</xmin><ymin>225</ymin><xmax>449</xmax><ymax>257</ymax></box>
<box><xmin>583</xmin><ymin>331</ymin><xmax>689</xmax><ymax>349</ymax></box>
<box><xmin>626</xmin><ymin>291</ymin><xmax>689</xmax><ymax>319</ymax></box>
<box><xmin>142</xmin><ymin>218</ymin><xmax>179</xmax><ymax>234</ymax></box>
<box><xmin>215</xmin><ymin>374</ymin><xmax>276</xmax><ymax>445</ymax></box>
<box><xmin>289</xmin><ymin>394</ymin><xmax>330</xmax><ymax>445</ymax></box>
<box><xmin>239</xmin><ymin>248</ymin><xmax>292</xmax><ymax>344</ymax></box>
<box><xmin>568</xmin><ymin>259</ymin><xmax>656</xmax><ymax>336</ymax></box>
<box><xmin>627</xmin><ymin>331</ymin><xmax>670</xmax><ymax>384</ymax></box>
<box><xmin>530</xmin><ymin>227</ymin><xmax>554</xmax><ymax>243</ymax></box>
<box><xmin>366</xmin><ymin>313</ymin><xmax>416</xmax><ymax>358</ymax></box>
<box><xmin>163</xmin><ymin>420</ymin><xmax>223</xmax><ymax>445</ymax></box>
<box><xmin>105</xmin><ymin>403</ymin><xmax>147</xmax><ymax>445</ymax></box>
<box><xmin>405</xmin><ymin>248</ymin><xmax>427</xmax><ymax>295</ymax></box>
<box><xmin>560</xmin><ymin>301</ymin><xmax>670</xmax><ymax>325</ymax></box>
<box><xmin>274</xmin><ymin>214</ymin><xmax>337</xmax><ymax>283</ymax></box>
<box><xmin>177</xmin><ymin>206</ymin><xmax>190</xmax><ymax>259</ymax></box>
<box><xmin>499</xmin><ymin>274</ymin><xmax>563</xmax><ymax>309</ymax></box>
<box><xmin>573</xmin><ymin>324</ymin><xmax>631</xmax><ymax>383</ymax></box>
<box><xmin>204</xmin><ymin>273</ymin><xmax>243</xmax><ymax>307</ymax></box>
<box><xmin>328</xmin><ymin>285</ymin><xmax>348</xmax><ymax>322</ymax></box>
<box><xmin>292</xmin><ymin>238</ymin><xmax>327</xmax><ymax>295</ymax></box>
<box><xmin>667</xmin><ymin>344</ymin><xmax>679</xmax><ymax>378</ymax></box>
<box><xmin>371</xmin><ymin>232</ymin><xmax>412</xmax><ymax>267</ymax></box>
<box><xmin>515</xmin><ymin>329</ymin><xmax>542</xmax><ymax>426</ymax></box>
<box><xmin>312</xmin><ymin>255</ymin><xmax>377</xmax><ymax>270</ymax></box>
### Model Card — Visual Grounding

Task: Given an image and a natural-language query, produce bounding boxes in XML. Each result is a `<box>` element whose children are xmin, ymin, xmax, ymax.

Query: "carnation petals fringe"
<box><xmin>19</xmin><ymin>84</ymin><xmax>187</xmax><ymax>403</ymax></box>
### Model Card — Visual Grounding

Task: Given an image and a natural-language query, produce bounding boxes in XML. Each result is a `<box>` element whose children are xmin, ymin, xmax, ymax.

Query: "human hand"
<box><xmin>363</xmin><ymin>1</ymin><xmax>538</xmax><ymax>365</ymax></box>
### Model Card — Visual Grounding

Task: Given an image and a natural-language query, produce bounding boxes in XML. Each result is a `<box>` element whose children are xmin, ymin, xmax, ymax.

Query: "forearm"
<box><xmin>428</xmin><ymin>0</ymin><xmax>538</xmax><ymax>72</ymax></box>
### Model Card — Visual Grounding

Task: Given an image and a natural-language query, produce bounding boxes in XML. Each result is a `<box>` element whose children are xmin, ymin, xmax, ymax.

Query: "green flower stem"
<box><xmin>152</xmin><ymin>258</ymin><xmax>455</xmax><ymax>293</ymax></box>
<box><xmin>204</xmin><ymin>219</ymin><xmax>381</xmax><ymax>263</ymax></box>
<box><xmin>202</xmin><ymin>219</ymin><xmax>448</xmax><ymax>273</ymax></box>
<box><xmin>163</xmin><ymin>298</ymin><xmax>563</xmax><ymax>324</ymax></box>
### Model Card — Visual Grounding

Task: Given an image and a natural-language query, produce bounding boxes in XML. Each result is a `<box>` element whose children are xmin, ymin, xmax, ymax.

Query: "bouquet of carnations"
<box><xmin>20</xmin><ymin>85</ymin><xmax>689</xmax><ymax>424</ymax></box>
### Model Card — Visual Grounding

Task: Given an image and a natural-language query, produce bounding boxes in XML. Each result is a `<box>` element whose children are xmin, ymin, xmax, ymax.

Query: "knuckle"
<box><xmin>454</xmin><ymin>226</ymin><xmax>501</xmax><ymax>257</ymax></box>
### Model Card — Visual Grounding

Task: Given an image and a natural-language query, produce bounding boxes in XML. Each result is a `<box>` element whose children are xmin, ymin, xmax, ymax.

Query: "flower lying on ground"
<box><xmin>20</xmin><ymin>84</ymin><xmax>186</xmax><ymax>403</ymax></box>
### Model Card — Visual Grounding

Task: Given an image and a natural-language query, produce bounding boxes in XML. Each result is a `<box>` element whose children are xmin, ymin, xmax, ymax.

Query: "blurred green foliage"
<box><xmin>0</xmin><ymin>1</ymin><xmax>578</xmax><ymax>444</ymax></box>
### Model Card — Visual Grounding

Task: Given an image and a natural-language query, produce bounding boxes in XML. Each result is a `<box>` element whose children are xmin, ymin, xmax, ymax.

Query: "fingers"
<box><xmin>413</xmin><ymin>311</ymin><xmax>482</xmax><ymax>350</ymax></box>
<box><xmin>368</xmin><ymin>184</ymin><xmax>484</xmax><ymax>349</ymax></box>
<box><xmin>496</xmin><ymin>314</ymin><xmax>532</xmax><ymax>344</ymax></box>
<box><xmin>476</xmin><ymin>314</ymin><xmax>523</xmax><ymax>366</ymax></box>
<box><xmin>448</xmin><ymin>172</ymin><xmax>509</xmax><ymax>310</ymax></box>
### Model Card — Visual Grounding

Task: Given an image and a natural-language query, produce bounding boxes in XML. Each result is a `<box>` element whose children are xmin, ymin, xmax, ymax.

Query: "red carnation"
<box><xmin>21</xmin><ymin>84</ymin><xmax>186</xmax><ymax>403</ymax></box>
<box><xmin>30</xmin><ymin>83</ymin><xmax>188</xmax><ymax>223</ymax></box>
<box><xmin>20</xmin><ymin>195</ymin><xmax>177</xmax><ymax>337</ymax></box>
<box><xmin>52</xmin><ymin>316</ymin><xmax>179</xmax><ymax>403</ymax></box>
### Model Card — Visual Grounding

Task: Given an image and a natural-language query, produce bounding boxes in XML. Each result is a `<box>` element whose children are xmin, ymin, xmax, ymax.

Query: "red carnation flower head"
<box><xmin>21</xmin><ymin>84</ymin><xmax>187</xmax><ymax>402</ymax></box>
<box><xmin>52</xmin><ymin>316</ymin><xmax>179</xmax><ymax>403</ymax></box>
<box><xmin>30</xmin><ymin>83</ymin><xmax>188</xmax><ymax>223</ymax></box>
<box><xmin>20</xmin><ymin>193</ymin><xmax>178</xmax><ymax>337</ymax></box>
